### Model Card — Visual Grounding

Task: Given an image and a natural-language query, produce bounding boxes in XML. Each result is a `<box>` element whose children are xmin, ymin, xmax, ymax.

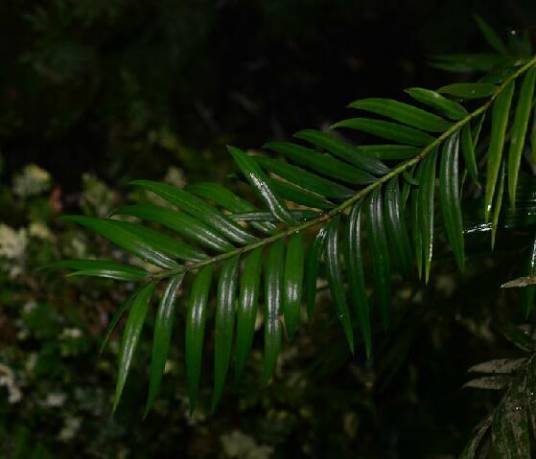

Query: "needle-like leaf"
<box><xmin>346</xmin><ymin>203</ymin><xmax>372</xmax><ymax>357</ymax></box>
<box><xmin>405</xmin><ymin>87</ymin><xmax>468</xmax><ymax>120</ymax></box>
<box><xmin>263</xmin><ymin>240</ymin><xmax>285</xmax><ymax>382</ymax></box>
<box><xmin>461</xmin><ymin>124</ymin><xmax>479</xmax><ymax>185</ymax></box>
<box><xmin>229</xmin><ymin>146</ymin><xmax>295</xmax><ymax>224</ymax></box>
<box><xmin>485</xmin><ymin>81</ymin><xmax>515</xmax><ymax>220</ymax></box>
<box><xmin>116</xmin><ymin>204</ymin><xmax>234</xmax><ymax>252</ymax></box>
<box><xmin>146</xmin><ymin>274</ymin><xmax>184</xmax><ymax>415</ymax></box>
<box><xmin>264</xmin><ymin>141</ymin><xmax>376</xmax><ymax>185</ymax></box>
<box><xmin>418</xmin><ymin>150</ymin><xmax>438</xmax><ymax>283</ymax></box>
<box><xmin>131</xmin><ymin>180</ymin><xmax>256</xmax><ymax>245</ymax></box>
<box><xmin>213</xmin><ymin>256</ymin><xmax>240</xmax><ymax>410</ymax></box>
<box><xmin>187</xmin><ymin>182</ymin><xmax>276</xmax><ymax>234</ymax></box>
<box><xmin>283</xmin><ymin>233</ymin><xmax>305</xmax><ymax>339</ymax></box>
<box><xmin>304</xmin><ymin>227</ymin><xmax>327</xmax><ymax>318</ymax></box>
<box><xmin>331</xmin><ymin>118</ymin><xmax>435</xmax><ymax>147</ymax></box>
<box><xmin>269</xmin><ymin>178</ymin><xmax>335</xmax><ymax>210</ymax></box>
<box><xmin>349</xmin><ymin>98</ymin><xmax>451</xmax><ymax>132</ymax></box>
<box><xmin>353</xmin><ymin>144</ymin><xmax>419</xmax><ymax>160</ymax></box>
<box><xmin>235</xmin><ymin>247</ymin><xmax>263</xmax><ymax>380</ymax></box>
<box><xmin>508</xmin><ymin>68</ymin><xmax>536</xmax><ymax>207</ymax></box>
<box><xmin>410</xmin><ymin>189</ymin><xmax>423</xmax><ymax>279</ymax></box>
<box><xmin>47</xmin><ymin>259</ymin><xmax>147</xmax><ymax>282</ymax></box>
<box><xmin>438</xmin><ymin>83</ymin><xmax>497</xmax><ymax>99</ymax></box>
<box><xmin>100</xmin><ymin>293</ymin><xmax>135</xmax><ymax>354</ymax></box>
<box><xmin>491</xmin><ymin>163</ymin><xmax>505</xmax><ymax>249</ymax></box>
<box><xmin>366</xmin><ymin>188</ymin><xmax>391</xmax><ymax>328</ymax></box>
<box><xmin>384</xmin><ymin>177</ymin><xmax>412</xmax><ymax>275</ymax></box>
<box><xmin>325</xmin><ymin>217</ymin><xmax>354</xmax><ymax>352</ymax></box>
<box><xmin>439</xmin><ymin>132</ymin><xmax>465</xmax><ymax>270</ymax></box>
<box><xmin>293</xmin><ymin>129</ymin><xmax>389</xmax><ymax>175</ymax></box>
<box><xmin>185</xmin><ymin>266</ymin><xmax>213</xmax><ymax>411</ymax></box>
<box><xmin>256</xmin><ymin>156</ymin><xmax>353</xmax><ymax>199</ymax></box>
<box><xmin>61</xmin><ymin>216</ymin><xmax>183</xmax><ymax>269</ymax></box>
<box><xmin>113</xmin><ymin>282</ymin><xmax>155</xmax><ymax>412</ymax></box>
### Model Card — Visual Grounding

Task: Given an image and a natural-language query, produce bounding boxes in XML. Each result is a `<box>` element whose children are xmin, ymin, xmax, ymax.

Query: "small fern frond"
<box><xmin>52</xmin><ymin>50</ymin><xmax>536</xmax><ymax>413</ymax></box>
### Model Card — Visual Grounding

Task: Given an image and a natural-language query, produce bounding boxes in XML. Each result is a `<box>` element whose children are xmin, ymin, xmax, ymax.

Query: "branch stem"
<box><xmin>151</xmin><ymin>55</ymin><xmax>536</xmax><ymax>280</ymax></box>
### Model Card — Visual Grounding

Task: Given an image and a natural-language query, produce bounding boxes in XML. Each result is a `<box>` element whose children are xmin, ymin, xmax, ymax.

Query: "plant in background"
<box><xmin>52</xmin><ymin>17</ymin><xmax>536</xmax><ymax>456</ymax></box>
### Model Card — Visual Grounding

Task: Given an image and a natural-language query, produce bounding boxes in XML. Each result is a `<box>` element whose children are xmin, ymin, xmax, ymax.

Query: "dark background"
<box><xmin>3</xmin><ymin>0</ymin><xmax>535</xmax><ymax>188</ymax></box>
<box><xmin>1</xmin><ymin>1</ymin><xmax>536</xmax><ymax>458</ymax></box>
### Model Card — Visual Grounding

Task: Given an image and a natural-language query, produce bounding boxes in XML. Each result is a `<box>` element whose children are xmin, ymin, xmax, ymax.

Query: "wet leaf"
<box><xmin>146</xmin><ymin>274</ymin><xmax>184</xmax><ymax>415</ymax></box>
<box><xmin>346</xmin><ymin>203</ymin><xmax>372</xmax><ymax>357</ymax></box>
<box><xmin>235</xmin><ymin>247</ymin><xmax>263</xmax><ymax>380</ymax></box>
<box><xmin>325</xmin><ymin>217</ymin><xmax>354</xmax><ymax>352</ymax></box>
<box><xmin>283</xmin><ymin>233</ymin><xmax>305</xmax><ymax>339</ymax></box>
<box><xmin>185</xmin><ymin>266</ymin><xmax>213</xmax><ymax>410</ymax></box>
<box><xmin>113</xmin><ymin>283</ymin><xmax>155</xmax><ymax>411</ymax></box>
<box><xmin>439</xmin><ymin>132</ymin><xmax>465</xmax><ymax>270</ymax></box>
<box><xmin>263</xmin><ymin>240</ymin><xmax>285</xmax><ymax>382</ymax></box>
<box><xmin>213</xmin><ymin>257</ymin><xmax>240</xmax><ymax>409</ymax></box>
<box><xmin>484</xmin><ymin>81</ymin><xmax>515</xmax><ymax>220</ymax></box>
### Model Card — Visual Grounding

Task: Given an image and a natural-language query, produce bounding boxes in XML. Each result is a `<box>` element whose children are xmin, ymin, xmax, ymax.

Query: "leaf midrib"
<box><xmin>152</xmin><ymin>55</ymin><xmax>536</xmax><ymax>280</ymax></box>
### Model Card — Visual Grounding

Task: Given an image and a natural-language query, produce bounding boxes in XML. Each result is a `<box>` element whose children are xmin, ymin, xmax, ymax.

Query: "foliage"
<box><xmin>50</xmin><ymin>16</ymin><xmax>536</xmax><ymax>457</ymax></box>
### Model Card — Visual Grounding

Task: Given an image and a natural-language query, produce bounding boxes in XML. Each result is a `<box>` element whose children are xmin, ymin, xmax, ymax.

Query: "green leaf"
<box><xmin>304</xmin><ymin>227</ymin><xmax>327</xmax><ymax>318</ymax></box>
<box><xmin>474</xmin><ymin>15</ymin><xmax>508</xmax><ymax>56</ymax></box>
<box><xmin>230</xmin><ymin>210</ymin><xmax>319</xmax><ymax>223</ymax></box>
<box><xmin>100</xmin><ymin>293</ymin><xmax>135</xmax><ymax>354</ymax></box>
<box><xmin>264</xmin><ymin>141</ymin><xmax>376</xmax><ymax>185</ymax></box>
<box><xmin>185</xmin><ymin>266</ymin><xmax>213</xmax><ymax>411</ymax></box>
<box><xmin>47</xmin><ymin>259</ymin><xmax>147</xmax><ymax>281</ymax></box>
<box><xmin>269</xmin><ymin>178</ymin><xmax>335</xmax><ymax>210</ymax></box>
<box><xmin>331</xmin><ymin>118</ymin><xmax>435</xmax><ymax>147</ymax></box>
<box><xmin>348</xmin><ymin>98</ymin><xmax>451</xmax><ymax>132</ymax></box>
<box><xmin>508</xmin><ymin>68</ymin><xmax>536</xmax><ymax>207</ymax></box>
<box><xmin>256</xmin><ymin>156</ymin><xmax>353</xmax><ymax>199</ymax></box>
<box><xmin>438</xmin><ymin>83</ymin><xmax>497</xmax><ymax>99</ymax></box>
<box><xmin>228</xmin><ymin>146</ymin><xmax>295</xmax><ymax>225</ymax></box>
<box><xmin>325</xmin><ymin>217</ymin><xmax>354</xmax><ymax>353</ymax></box>
<box><xmin>346</xmin><ymin>203</ymin><xmax>372</xmax><ymax>357</ymax></box>
<box><xmin>235</xmin><ymin>247</ymin><xmax>263</xmax><ymax>380</ymax></box>
<box><xmin>485</xmin><ymin>81</ymin><xmax>515</xmax><ymax>220</ymax></box>
<box><xmin>293</xmin><ymin>129</ymin><xmax>389</xmax><ymax>175</ymax></box>
<box><xmin>405</xmin><ymin>87</ymin><xmax>468</xmax><ymax>120</ymax></box>
<box><xmin>131</xmin><ymin>180</ymin><xmax>256</xmax><ymax>245</ymax></box>
<box><xmin>410</xmin><ymin>189</ymin><xmax>423</xmax><ymax>279</ymax></box>
<box><xmin>439</xmin><ymin>132</ymin><xmax>465</xmax><ymax>270</ymax></box>
<box><xmin>116</xmin><ymin>204</ymin><xmax>234</xmax><ymax>252</ymax></box>
<box><xmin>366</xmin><ymin>188</ymin><xmax>391</xmax><ymax>328</ymax></box>
<box><xmin>461</xmin><ymin>124</ymin><xmax>479</xmax><ymax>185</ymax></box>
<box><xmin>384</xmin><ymin>178</ymin><xmax>412</xmax><ymax>275</ymax></box>
<box><xmin>431</xmin><ymin>53</ymin><xmax>505</xmax><ymax>73</ymax></box>
<box><xmin>113</xmin><ymin>282</ymin><xmax>155</xmax><ymax>411</ymax></box>
<box><xmin>146</xmin><ymin>274</ymin><xmax>184</xmax><ymax>415</ymax></box>
<box><xmin>263</xmin><ymin>240</ymin><xmax>285</xmax><ymax>382</ymax></box>
<box><xmin>472</xmin><ymin>112</ymin><xmax>486</xmax><ymax>146</ymax></box>
<box><xmin>418</xmin><ymin>150</ymin><xmax>438</xmax><ymax>283</ymax></box>
<box><xmin>283</xmin><ymin>233</ymin><xmax>305</xmax><ymax>339</ymax></box>
<box><xmin>187</xmin><ymin>182</ymin><xmax>276</xmax><ymax>234</ymax></box>
<box><xmin>62</xmin><ymin>216</ymin><xmax>190</xmax><ymax>268</ymax></box>
<box><xmin>353</xmin><ymin>144</ymin><xmax>419</xmax><ymax>160</ymax></box>
<box><xmin>491</xmin><ymin>163</ymin><xmax>505</xmax><ymax>249</ymax></box>
<box><xmin>187</xmin><ymin>182</ymin><xmax>256</xmax><ymax>212</ymax></box>
<box><xmin>213</xmin><ymin>256</ymin><xmax>240</xmax><ymax>410</ymax></box>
